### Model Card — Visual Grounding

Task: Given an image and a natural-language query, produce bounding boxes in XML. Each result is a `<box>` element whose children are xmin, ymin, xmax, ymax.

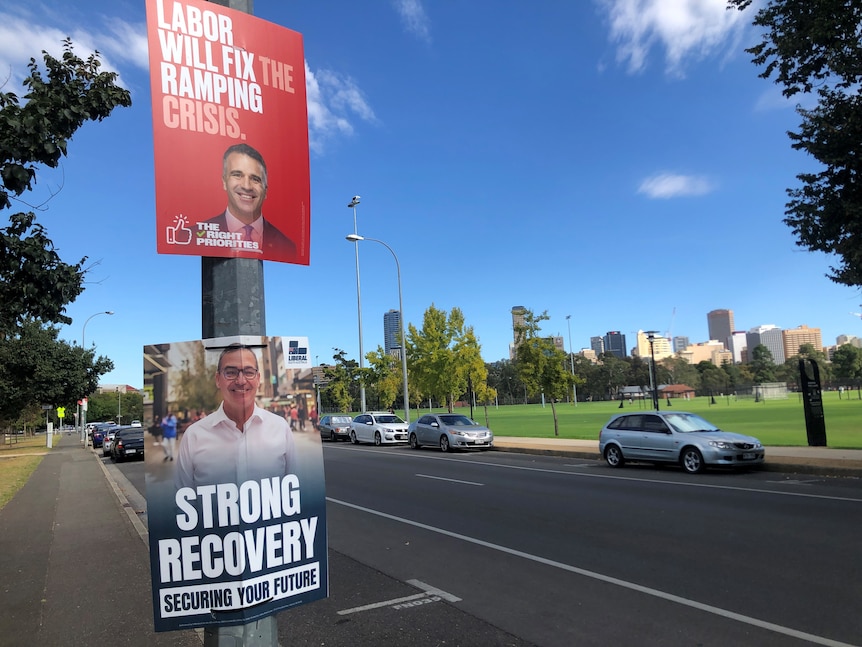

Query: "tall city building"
<box><xmin>728</xmin><ymin>331</ymin><xmax>748</xmax><ymax>364</ymax></box>
<box><xmin>782</xmin><ymin>325</ymin><xmax>822</xmax><ymax>358</ymax></box>
<box><xmin>746</xmin><ymin>325</ymin><xmax>785</xmax><ymax>364</ymax></box>
<box><xmin>383</xmin><ymin>309</ymin><xmax>401</xmax><ymax>355</ymax></box>
<box><xmin>634</xmin><ymin>331</ymin><xmax>673</xmax><ymax>360</ymax></box>
<box><xmin>672</xmin><ymin>336</ymin><xmax>690</xmax><ymax>353</ymax></box>
<box><xmin>511</xmin><ymin>305</ymin><xmax>527</xmax><ymax>341</ymax></box>
<box><xmin>707</xmin><ymin>309</ymin><xmax>734</xmax><ymax>348</ymax></box>
<box><xmin>603</xmin><ymin>331</ymin><xmax>627</xmax><ymax>359</ymax></box>
<box><xmin>590</xmin><ymin>336</ymin><xmax>605</xmax><ymax>356</ymax></box>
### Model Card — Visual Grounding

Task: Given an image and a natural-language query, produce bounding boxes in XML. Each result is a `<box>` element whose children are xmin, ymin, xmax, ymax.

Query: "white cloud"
<box><xmin>305</xmin><ymin>63</ymin><xmax>376</xmax><ymax>154</ymax></box>
<box><xmin>600</xmin><ymin>0</ymin><xmax>747</xmax><ymax>76</ymax></box>
<box><xmin>0</xmin><ymin>5</ymin><xmax>147</xmax><ymax>90</ymax></box>
<box><xmin>392</xmin><ymin>0</ymin><xmax>431</xmax><ymax>43</ymax></box>
<box><xmin>637</xmin><ymin>172</ymin><xmax>715</xmax><ymax>198</ymax></box>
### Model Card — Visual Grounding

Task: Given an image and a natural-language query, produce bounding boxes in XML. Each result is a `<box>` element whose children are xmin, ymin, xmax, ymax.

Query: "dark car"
<box><xmin>318</xmin><ymin>415</ymin><xmax>353</xmax><ymax>441</ymax></box>
<box><xmin>89</xmin><ymin>422</ymin><xmax>117</xmax><ymax>448</ymax></box>
<box><xmin>111</xmin><ymin>426</ymin><xmax>145</xmax><ymax>462</ymax></box>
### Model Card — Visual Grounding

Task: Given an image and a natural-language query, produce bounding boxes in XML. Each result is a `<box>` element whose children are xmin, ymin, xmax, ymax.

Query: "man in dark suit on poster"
<box><xmin>205</xmin><ymin>143</ymin><xmax>297</xmax><ymax>260</ymax></box>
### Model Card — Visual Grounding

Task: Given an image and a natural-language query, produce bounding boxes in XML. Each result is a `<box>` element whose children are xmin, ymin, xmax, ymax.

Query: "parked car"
<box><xmin>130</xmin><ymin>420</ymin><xmax>142</xmax><ymax>427</ymax></box>
<box><xmin>408</xmin><ymin>414</ymin><xmax>494</xmax><ymax>452</ymax></box>
<box><xmin>599</xmin><ymin>411</ymin><xmax>765</xmax><ymax>474</ymax></box>
<box><xmin>318</xmin><ymin>415</ymin><xmax>353</xmax><ymax>442</ymax></box>
<box><xmin>102</xmin><ymin>430</ymin><xmax>117</xmax><ymax>457</ymax></box>
<box><xmin>90</xmin><ymin>422</ymin><xmax>117</xmax><ymax>448</ymax></box>
<box><xmin>350</xmin><ymin>412</ymin><xmax>409</xmax><ymax>445</ymax></box>
<box><xmin>111</xmin><ymin>426</ymin><xmax>145</xmax><ymax>462</ymax></box>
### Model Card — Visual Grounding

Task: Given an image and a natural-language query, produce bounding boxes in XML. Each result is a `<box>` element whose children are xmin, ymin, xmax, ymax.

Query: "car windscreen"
<box><xmin>664</xmin><ymin>413</ymin><xmax>719</xmax><ymax>433</ymax></box>
<box><xmin>332</xmin><ymin>417</ymin><xmax>352</xmax><ymax>424</ymax></box>
<box><xmin>375</xmin><ymin>416</ymin><xmax>404</xmax><ymax>424</ymax></box>
<box><xmin>439</xmin><ymin>415</ymin><xmax>475</xmax><ymax>426</ymax></box>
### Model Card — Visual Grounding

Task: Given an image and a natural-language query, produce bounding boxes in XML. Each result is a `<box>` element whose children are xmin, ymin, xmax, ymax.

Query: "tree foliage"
<box><xmin>321</xmin><ymin>349</ymin><xmax>361</xmax><ymax>413</ymax></box>
<box><xmin>513</xmin><ymin>308</ymin><xmax>572</xmax><ymax>436</ymax></box>
<box><xmin>366</xmin><ymin>346</ymin><xmax>402</xmax><ymax>412</ymax></box>
<box><xmin>831</xmin><ymin>344</ymin><xmax>862</xmax><ymax>384</ymax></box>
<box><xmin>0</xmin><ymin>40</ymin><xmax>131</xmax><ymax>332</ymax></box>
<box><xmin>729</xmin><ymin>0</ymin><xmax>862</xmax><ymax>286</ymax></box>
<box><xmin>407</xmin><ymin>305</ymin><xmax>487</xmax><ymax>412</ymax></box>
<box><xmin>0</xmin><ymin>320</ymin><xmax>113</xmax><ymax>428</ymax></box>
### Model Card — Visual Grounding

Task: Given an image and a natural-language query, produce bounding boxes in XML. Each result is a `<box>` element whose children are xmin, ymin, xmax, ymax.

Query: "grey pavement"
<box><xmin>0</xmin><ymin>433</ymin><xmax>859</xmax><ymax>647</ymax></box>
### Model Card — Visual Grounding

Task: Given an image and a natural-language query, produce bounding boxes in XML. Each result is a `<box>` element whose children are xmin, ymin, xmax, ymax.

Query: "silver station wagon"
<box><xmin>599</xmin><ymin>411</ymin><xmax>764</xmax><ymax>474</ymax></box>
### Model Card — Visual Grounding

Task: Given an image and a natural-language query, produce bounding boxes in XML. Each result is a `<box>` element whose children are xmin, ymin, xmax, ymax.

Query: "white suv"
<box><xmin>350</xmin><ymin>412</ymin><xmax>409</xmax><ymax>445</ymax></box>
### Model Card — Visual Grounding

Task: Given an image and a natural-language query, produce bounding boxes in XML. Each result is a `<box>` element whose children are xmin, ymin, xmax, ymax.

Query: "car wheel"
<box><xmin>350</xmin><ymin>430</ymin><xmax>358</xmax><ymax>445</ymax></box>
<box><xmin>681</xmin><ymin>447</ymin><xmax>705</xmax><ymax>474</ymax></box>
<box><xmin>604</xmin><ymin>444</ymin><xmax>625</xmax><ymax>468</ymax></box>
<box><xmin>440</xmin><ymin>435</ymin><xmax>451</xmax><ymax>453</ymax></box>
<box><xmin>409</xmin><ymin>433</ymin><xmax>421</xmax><ymax>450</ymax></box>
<box><xmin>374</xmin><ymin>431</ymin><xmax>382</xmax><ymax>446</ymax></box>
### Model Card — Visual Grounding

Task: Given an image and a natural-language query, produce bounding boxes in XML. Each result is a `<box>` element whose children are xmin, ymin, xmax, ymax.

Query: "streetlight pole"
<box><xmin>646</xmin><ymin>331</ymin><xmax>660</xmax><ymax>411</ymax></box>
<box><xmin>566</xmin><ymin>315</ymin><xmax>577</xmax><ymax>407</ymax></box>
<box><xmin>345</xmin><ymin>234</ymin><xmax>410</xmax><ymax>422</ymax></box>
<box><xmin>348</xmin><ymin>197</ymin><xmax>367</xmax><ymax>413</ymax></box>
<box><xmin>80</xmin><ymin>310</ymin><xmax>114</xmax><ymax>445</ymax></box>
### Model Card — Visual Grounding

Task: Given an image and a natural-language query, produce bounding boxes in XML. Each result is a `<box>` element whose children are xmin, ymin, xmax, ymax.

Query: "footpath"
<box><xmin>0</xmin><ymin>434</ymin><xmax>860</xmax><ymax>647</ymax></box>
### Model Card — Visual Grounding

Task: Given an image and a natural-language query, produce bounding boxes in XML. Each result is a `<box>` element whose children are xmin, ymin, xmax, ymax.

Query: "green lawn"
<box><xmin>393</xmin><ymin>390</ymin><xmax>862</xmax><ymax>448</ymax></box>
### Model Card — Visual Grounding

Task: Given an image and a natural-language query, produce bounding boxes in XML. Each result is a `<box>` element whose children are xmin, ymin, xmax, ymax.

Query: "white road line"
<box><xmin>407</xmin><ymin>579</ymin><xmax>462</xmax><ymax>602</ymax></box>
<box><xmin>328</xmin><ymin>496</ymin><xmax>858</xmax><ymax>647</ymax></box>
<box><xmin>327</xmin><ymin>445</ymin><xmax>862</xmax><ymax>503</ymax></box>
<box><xmin>416</xmin><ymin>473</ymin><xmax>484</xmax><ymax>486</ymax></box>
<box><xmin>337</xmin><ymin>592</ymin><xmax>430</xmax><ymax>615</ymax></box>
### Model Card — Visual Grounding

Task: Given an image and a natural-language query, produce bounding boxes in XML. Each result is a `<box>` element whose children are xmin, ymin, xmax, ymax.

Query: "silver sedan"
<box><xmin>408</xmin><ymin>413</ymin><xmax>494</xmax><ymax>452</ymax></box>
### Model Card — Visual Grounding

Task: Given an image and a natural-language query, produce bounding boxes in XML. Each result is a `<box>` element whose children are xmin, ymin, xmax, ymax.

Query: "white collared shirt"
<box><xmin>175</xmin><ymin>403</ymin><xmax>296</xmax><ymax>489</ymax></box>
<box><xmin>224</xmin><ymin>209</ymin><xmax>263</xmax><ymax>243</ymax></box>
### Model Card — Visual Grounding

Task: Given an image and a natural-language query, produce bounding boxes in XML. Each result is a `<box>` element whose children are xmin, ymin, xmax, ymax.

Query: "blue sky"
<box><xmin>2</xmin><ymin>0</ymin><xmax>861</xmax><ymax>388</ymax></box>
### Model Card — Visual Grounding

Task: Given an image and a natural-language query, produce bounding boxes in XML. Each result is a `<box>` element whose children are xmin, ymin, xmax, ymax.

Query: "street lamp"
<box><xmin>348</xmin><ymin>196</ymin><xmax>367</xmax><ymax>413</ymax></box>
<box><xmin>345</xmin><ymin>234</ymin><xmax>410</xmax><ymax>422</ymax></box>
<box><xmin>646</xmin><ymin>331</ymin><xmax>660</xmax><ymax>411</ymax></box>
<box><xmin>80</xmin><ymin>310</ymin><xmax>114</xmax><ymax>445</ymax></box>
<box><xmin>566</xmin><ymin>315</ymin><xmax>577</xmax><ymax>407</ymax></box>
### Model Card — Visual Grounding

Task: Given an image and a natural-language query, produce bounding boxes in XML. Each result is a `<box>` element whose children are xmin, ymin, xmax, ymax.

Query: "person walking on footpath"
<box><xmin>160</xmin><ymin>411</ymin><xmax>177</xmax><ymax>461</ymax></box>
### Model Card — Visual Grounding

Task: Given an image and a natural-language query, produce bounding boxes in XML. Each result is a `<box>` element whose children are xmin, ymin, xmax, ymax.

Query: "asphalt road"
<box><xmin>109</xmin><ymin>445</ymin><xmax>862</xmax><ymax>646</ymax></box>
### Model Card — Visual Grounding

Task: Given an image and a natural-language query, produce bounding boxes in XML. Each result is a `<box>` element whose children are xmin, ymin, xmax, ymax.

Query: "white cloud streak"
<box><xmin>600</xmin><ymin>0</ymin><xmax>747</xmax><ymax>76</ymax></box>
<box><xmin>391</xmin><ymin>0</ymin><xmax>431</xmax><ymax>43</ymax></box>
<box><xmin>638</xmin><ymin>173</ymin><xmax>715</xmax><ymax>198</ymax></box>
<box><xmin>305</xmin><ymin>64</ymin><xmax>376</xmax><ymax>154</ymax></box>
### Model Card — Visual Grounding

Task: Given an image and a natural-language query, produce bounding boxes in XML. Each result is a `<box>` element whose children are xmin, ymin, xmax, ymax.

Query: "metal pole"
<box><xmin>201</xmin><ymin>2</ymin><xmax>277</xmax><ymax>646</ymax></box>
<box><xmin>348</xmin><ymin>197</ymin><xmax>367</xmax><ymax>412</ymax></box>
<box><xmin>345</xmin><ymin>235</ymin><xmax>409</xmax><ymax>422</ymax></box>
<box><xmin>566</xmin><ymin>315</ymin><xmax>577</xmax><ymax>406</ymax></box>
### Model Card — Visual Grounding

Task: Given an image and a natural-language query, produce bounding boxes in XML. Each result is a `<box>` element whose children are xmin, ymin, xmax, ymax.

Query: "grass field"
<box><xmin>397</xmin><ymin>389</ymin><xmax>862</xmax><ymax>449</ymax></box>
<box><xmin>0</xmin><ymin>434</ymin><xmax>55</xmax><ymax>511</ymax></box>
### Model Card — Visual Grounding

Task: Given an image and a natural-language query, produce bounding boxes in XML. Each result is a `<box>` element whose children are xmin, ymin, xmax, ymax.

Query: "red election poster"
<box><xmin>145</xmin><ymin>0</ymin><xmax>310</xmax><ymax>265</ymax></box>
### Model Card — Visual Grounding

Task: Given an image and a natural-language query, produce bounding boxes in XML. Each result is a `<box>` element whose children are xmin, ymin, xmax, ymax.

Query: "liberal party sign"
<box><xmin>143</xmin><ymin>336</ymin><xmax>326</xmax><ymax>631</ymax></box>
<box><xmin>145</xmin><ymin>0</ymin><xmax>310</xmax><ymax>265</ymax></box>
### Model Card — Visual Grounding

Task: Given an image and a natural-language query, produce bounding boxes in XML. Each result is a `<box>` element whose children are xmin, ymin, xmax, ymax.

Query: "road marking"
<box><xmin>337</xmin><ymin>580</ymin><xmax>460</xmax><ymax>615</ymax></box>
<box><xmin>327</xmin><ymin>445</ymin><xmax>862</xmax><ymax>503</ymax></box>
<box><xmin>328</xmin><ymin>496</ymin><xmax>857</xmax><ymax>647</ymax></box>
<box><xmin>416</xmin><ymin>473</ymin><xmax>484</xmax><ymax>486</ymax></box>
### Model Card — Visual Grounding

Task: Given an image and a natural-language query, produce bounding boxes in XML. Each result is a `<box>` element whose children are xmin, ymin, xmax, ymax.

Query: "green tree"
<box><xmin>366</xmin><ymin>346</ymin><xmax>401</xmax><ymax>412</ymax></box>
<box><xmin>173</xmin><ymin>343</ymin><xmax>220</xmax><ymax>417</ymax></box>
<box><xmin>697</xmin><ymin>361</ymin><xmax>728</xmax><ymax>395</ymax></box>
<box><xmin>832</xmin><ymin>344</ymin><xmax>862</xmax><ymax>385</ymax></box>
<box><xmin>0</xmin><ymin>320</ymin><xmax>112</xmax><ymax>428</ymax></box>
<box><xmin>407</xmin><ymin>305</ymin><xmax>485</xmax><ymax>412</ymax></box>
<box><xmin>660</xmin><ymin>356</ymin><xmax>700</xmax><ymax>390</ymax></box>
<box><xmin>1</xmin><ymin>41</ymin><xmax>132</xmax><ymax>332</ymax></box>
<box><xmin>513</xmin><ymin>309</ymin><xmax>572</xmax><ymax>436</ymax></box>
<box><xmin>729</xmin><ymin>0</ymin><xmax>862</xmax><ymax>286</ymax></box>
<box><xmin>319</xmin><ymin>350</ymin><xmax>360</xmax><ymax>413</ymax></box>
<box><xmin>749</xmin><ymin>344</ymin><xmax>777</xmax><ymax>383</ymax></box>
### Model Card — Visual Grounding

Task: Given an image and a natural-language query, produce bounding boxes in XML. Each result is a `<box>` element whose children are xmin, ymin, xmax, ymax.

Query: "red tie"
<box><xmin>242</xmin><ymin>225</ymin><xmax>254</xmax><ymax>242</ymax></box>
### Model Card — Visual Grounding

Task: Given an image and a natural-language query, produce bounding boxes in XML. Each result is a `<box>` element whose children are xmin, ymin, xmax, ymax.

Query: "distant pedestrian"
<box><xmin>161</xmin><ymin>412</ymin><xmax>177</xmax><ymax>461</ymax></box>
